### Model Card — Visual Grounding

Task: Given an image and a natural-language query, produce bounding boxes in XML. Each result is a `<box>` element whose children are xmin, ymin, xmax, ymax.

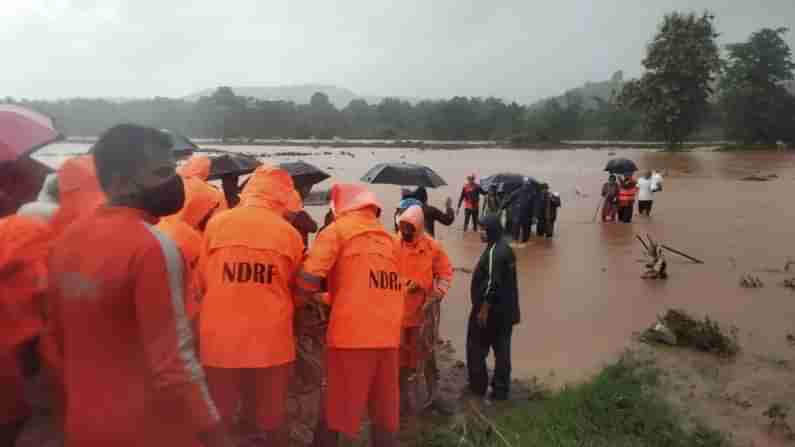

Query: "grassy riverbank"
<box><xmin>416</xmin><ymin>354</ymin><xmax>728</xmax><ymax>447</ymax></box>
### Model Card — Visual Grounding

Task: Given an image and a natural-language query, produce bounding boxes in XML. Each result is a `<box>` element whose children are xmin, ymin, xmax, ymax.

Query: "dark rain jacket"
<box><xmin>470</xmin><ymin>216</ymin><xmax>520</xmax><ymax>327</ymax></box>
<box><xmin>413</xmin><ymin>187</ymin><xmax>454</xmax><ymax>237</ymax></box>
<box><xmin>535</xmin><ymin>190</ymin><xmax>561</xmax><ymax>222</ymax></box>
<box><xmin>501</xmin><ymin>183</ymin><xmax>535</xmax><ymax>221</ymax></box>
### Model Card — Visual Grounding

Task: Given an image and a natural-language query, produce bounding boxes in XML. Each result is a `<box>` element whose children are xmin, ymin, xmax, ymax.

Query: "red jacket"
<box><xmin>48</xmin><ymin>206</ymin><xmax>219</xmax><ymax>446</ymax></box>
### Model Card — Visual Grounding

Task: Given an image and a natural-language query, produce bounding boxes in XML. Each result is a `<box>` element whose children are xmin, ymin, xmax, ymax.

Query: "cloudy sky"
<box><xmin>2</xmin><ymin>0</ymin><xmax>794</xmax><ymax>104</ymax></box>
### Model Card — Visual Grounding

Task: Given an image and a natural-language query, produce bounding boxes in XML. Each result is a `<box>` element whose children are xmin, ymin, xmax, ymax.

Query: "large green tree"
<box><xmin>719</xmin><ymin>27</ymin><xmax>795</xmax><ymax>144</ymax></box>
<box><xmin>619</xmin><ymin>12</ymin><xmax>721</xmax><ymax>149</ymax></box>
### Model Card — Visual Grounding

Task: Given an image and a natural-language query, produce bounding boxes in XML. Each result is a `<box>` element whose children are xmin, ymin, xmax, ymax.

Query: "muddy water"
<box><xmin>36</xmin><ymin>144</ymin><xmax>795</xmax><ymax>387</ymax></box>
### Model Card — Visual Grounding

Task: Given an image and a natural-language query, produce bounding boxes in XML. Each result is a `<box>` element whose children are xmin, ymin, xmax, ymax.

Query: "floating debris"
<box><xmin>741</xmin><ymin>173</ymin><xmax>778</xmax><ymax>181</ymax></box>
<box><xmin>781</xmin><ymin>278</ymin><xmax>795</xmax><ymax>290</ymax></box>
<box><xmin>641</xmin><ymin>309</ymin><xmax>739</xmax><ymax>357</ymax></box>
<box><xmin>274</xmin><ymin>151</ymin><xmax>313</xmax><ymax>157</ymax></box>
<box><xmin>740</xmin><ymin>274</ymin><xmax>764</xmax><ymax>288</ymax></box>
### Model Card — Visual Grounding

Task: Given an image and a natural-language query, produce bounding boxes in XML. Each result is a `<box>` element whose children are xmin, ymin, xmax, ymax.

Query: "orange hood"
<box><xmin>329</xmin><ymin>183</ymin><xmax>381</xmax><ymax>217</ymax></box>
<box><xmin>239</xmin><ymin>165</ymin><xmax>296</xmax><ymax>214</ymax></box>
<box><xmin>50</xmin><ymin>155</ymin><xmax>106</xmax><ymax>235</ymax></box>
<box><xmin>177</xmin><ymin>154</ymin><xmax>211</xmax><ymax>180</ymax></box>
<box><xmin>286</xmin><ymin>189</ymin><xmax>303</xmax><ymax>214</ymax></box>
<box><xmin>175</xmin><ymin>177</ymin><xmax>223</xmax><ymax>229</ymax></box>
<box><xmin>398</xmin><ymin>204</ymin><xmax>424</xmax><ymax>235</ymax></box>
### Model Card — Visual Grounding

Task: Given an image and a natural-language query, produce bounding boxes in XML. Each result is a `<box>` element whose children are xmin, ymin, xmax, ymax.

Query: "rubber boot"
<box><xmin>370</xmin><ymin>427</ymin><xmax>399</xmax><ymax>447</ymax></box>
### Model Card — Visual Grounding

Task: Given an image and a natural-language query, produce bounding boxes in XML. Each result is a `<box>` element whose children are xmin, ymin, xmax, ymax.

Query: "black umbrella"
<box><xmin>277</xmin><ymin>161</ymin><xmax>330</xmax><ymax>189</ymax></box>
<box><xmin>361</xmin><ymin>162</ymin><xmax>447</xmax><ymax>188</ymax></box>
<box><xmin>208</xmin><ymin>153</ymin><xmax>262</xmax><ymax>180</ymax></box>
<box><xmin>604</xmin><ymin>158</ymin><xmax>638</xmax><ymax>175</ymax></box>
<box><xmin>160</xmin><ymin>129</ymin><xmax>197</xmax><ymax>159</ymax></box>
<box><xmin>481</xmin><ymin>173</ymin><xmax>538</xmax><ymax>194</ymax></box>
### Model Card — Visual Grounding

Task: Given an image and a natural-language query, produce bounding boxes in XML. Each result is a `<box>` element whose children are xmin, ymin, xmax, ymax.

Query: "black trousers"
<box><xmin>618</xmin><ymin>205</ymin><xmax>633</xmax><ymax>223</ymax></box>
<box><xmin>512</xmin><ymin>215</ymin><xmax>532</xmax><ymax>242</ymax></box>
<box><xmin>464</xmin><ymin>208</ymin><xmax>480</xmax><ymax>231</ymax></box>
<box><xmin>466</xmin><ymin>315</ymin><xmax>513</xmax><ymax>399</ymax></box>
<box><xmin>536</xmin><ymin>219</ymin><xmax>546</xmax><ymax>237</ymax></box>
<box><xmin>638</xmin><ymin>200</ymin><xmax>653</xmax><ymax>216</ymax></box>
<box><xmin>539</xmin><ymin>219</ymin><xmax>556</xmax><ymax>237</ymax></box>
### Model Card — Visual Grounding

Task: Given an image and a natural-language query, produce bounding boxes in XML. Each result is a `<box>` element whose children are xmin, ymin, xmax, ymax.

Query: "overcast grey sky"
<box><xmin>2</xmin><ymin>0</ymin><xmax>794</xmax><ymax>104</ymax></box>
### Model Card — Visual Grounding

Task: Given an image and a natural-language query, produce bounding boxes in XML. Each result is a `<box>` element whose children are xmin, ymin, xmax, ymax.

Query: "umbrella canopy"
<box><xmin>207</xmin><ymin>153</ymin><xmax>262</xmax><ymax>180</ymax></box>
<box><xmin>481</xmin><ymin>173</ymin><xmax>538</xmax><ymax>194</ymax></box>
<box><xmin>604</xmin><ymin>158</ymin><xmax>638</xmax><ymax>175</ymax></box>
<box><xmin>360</xmin><ymin>162</ymin><xmax>446</xmax><ymax>188</ymax></box>
<box><xmin>277</xmin><ymin>161</ymin><xmax>330</xmax><ymax>189</ymax></box>
<box><xmin>160</xmin><ymin>129</ymin><xmax>198</xmax><ymax>159</ymax></box>
<box><xmin>0</xmin><ymin>105</ymin><xmax>63</xmax><ymax>163</ymax></box>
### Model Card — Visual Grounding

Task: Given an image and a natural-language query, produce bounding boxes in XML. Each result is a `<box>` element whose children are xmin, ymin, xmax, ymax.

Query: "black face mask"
<box><xmin>141</xmin><ymin>175</ymin><xmax>185</xmax><ymax>217</ymax></box>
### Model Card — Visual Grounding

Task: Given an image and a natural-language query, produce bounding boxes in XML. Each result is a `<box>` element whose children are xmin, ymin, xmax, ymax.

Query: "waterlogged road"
<box><xmin>38</xmin><ymin>144</ymin><xmax>795</xmax><ymax>386</ymax></box>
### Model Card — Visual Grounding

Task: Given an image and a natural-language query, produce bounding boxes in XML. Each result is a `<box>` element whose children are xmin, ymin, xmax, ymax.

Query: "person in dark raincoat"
<box><xmin>413</xmin><ymin>187</ymin><xmax>454</xmax><ymax>238</ymax></box>
<box><xmin>535</xmin><ymin>183</ymin><xmax>561</xmax><ymax>237</ymax></box>
<box><xmin>500</xmin><ymin>179</ymin><xmax>535</xmax><ymax>245</ymax></box>
<box><xmin>481</xmin><ymin>184</ymin><xmax>501</xmax><ymax>220</ymax></box>
<box><xmin>466</xmin><ymin>215</ymin><xmax>520</xmax><ymax>401</ymax></box>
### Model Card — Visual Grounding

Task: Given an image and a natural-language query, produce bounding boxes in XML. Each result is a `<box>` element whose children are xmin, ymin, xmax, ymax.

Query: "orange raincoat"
<box><xmin>297</xmin><ymin>183</ymin><xmax>403</xmax><ymax>349</ymax></box>
<box><xmin>0</xmin><ymin>216</ymin><xmax>51</xmax><ymax>426</ymax></box>
<box><xmin>199</xmin><ymin>166</ymin><xmax>304</xmax><ymax>433</ymax></box>
<box><xmin>158</xmin><ymin>170</ymin><xmax>225</xmax><ymax>319</ymax></box>
<box><xmin>397</xmin><ymin>206</ymin><xmax>453</xmax><ymax>329</ymax></box>
<box><xmin>49</xmin><ymin>155</ymin><xmax>106</xmax><ymax>237</ymax></box>
<box><xmin>200</xmin><ymin>166</ymin><xmax>305</xmax><ymax>368</ymax></box>
<box><xmin>296</xmin><ymin>183</ymin><xmax>403</xmax><ymax>438</ymax></box>
<box><xmin>178</xmin><ymin>154</ymin><xmax>228</xmax><ymax>213</ymax></box>
<box><xmin>48</xmin><ymin>206</ymin><xmax>220</xmax><ymax>445</ymax></box>
<box><xmin>397</xmin><ymin>206</ymin><xmax>452</xmax><ymax>370</ymax></box>
<box><xmin>39</xmin><ymin>155</ymin><xmax>106</xmax><ymax>423</ymax></box>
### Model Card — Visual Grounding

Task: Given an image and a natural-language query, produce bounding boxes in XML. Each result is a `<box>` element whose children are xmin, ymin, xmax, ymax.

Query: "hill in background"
<box><xmin>184</xmin><ymin>84</ymin><xmax>420</xmax><ymax>108</ymax></box>
<box><xmin>528</xmin><ymin>71</ymin><xmax>625</xmax><ymax>110</ymax></box>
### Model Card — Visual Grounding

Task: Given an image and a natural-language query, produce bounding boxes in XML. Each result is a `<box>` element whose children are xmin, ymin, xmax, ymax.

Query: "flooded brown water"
<box><xmin>37</xmin><ymin>144</ymin><xmax>795</xmax><ymax>387</ymax></box>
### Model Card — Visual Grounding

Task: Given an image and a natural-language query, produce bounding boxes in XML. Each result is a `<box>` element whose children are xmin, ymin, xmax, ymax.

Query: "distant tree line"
<box><xmin>2</xmin><ymin>15</ymin><xmax>793</xmax><ymax>149</ymax></box>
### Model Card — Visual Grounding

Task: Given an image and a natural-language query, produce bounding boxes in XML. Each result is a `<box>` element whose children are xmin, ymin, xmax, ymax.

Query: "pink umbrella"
<box><xmin>0</xmin><ymin>104</ymin><xmax>62</xmax><ymax>163</ymax></box>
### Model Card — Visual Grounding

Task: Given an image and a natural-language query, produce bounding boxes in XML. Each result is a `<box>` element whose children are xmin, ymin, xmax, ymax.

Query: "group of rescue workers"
<box><xmin>600</xmin><ymin>171</ymin><xmax>663</xmax><ymax>223</ymax></box>
<box><xmin>0</xmin><ymin>124</ymin><xmax>521</xmax><ymax>447</ymax></box>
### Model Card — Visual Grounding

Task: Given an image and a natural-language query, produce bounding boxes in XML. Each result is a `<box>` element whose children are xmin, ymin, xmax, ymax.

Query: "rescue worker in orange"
<box><xmin>49</xmin><ymin>155</ymin><xmax>106</xmax><ymax>236</ymax></box>
<box><xmin>158</xmin><ymin>165</ymin><xmax>225</xmax><ymax>321</ymax></box>
<box><xmin>617</xmin><ymin>176</ymin><xmax>638</xmax><ymax>223</ymax></box>
<box><xmin>0</xmin><ymin>212</ymin><xmax>52</xmax><ymax>446</ymax></box>
<box><xmin>47</xmin><ymin>124</ymin><xmax>230</xmax><ymax>447</ymax></box>
<box><xmin>296</xmin><ymin>183</ymin><xmax>403</xmax><ymax>447</ymax></box>
<box><xmin>178</xmin><ymin>154</ymin><xmax>228</xmax><ymax>212</ymax></box>
<box><xmin>199</xmin><ymin>165</ymin><xmax>305</xmax><ymax>446</ymax></box>
<box><xmin>396</xmin><ymin>205</ymin><xmax>453</xmax><ymax>414</ymax></box>
<box><xmin>19</xmin><ymin>154</ymin><xmax>108</xmax><ymax>430</ymax></box>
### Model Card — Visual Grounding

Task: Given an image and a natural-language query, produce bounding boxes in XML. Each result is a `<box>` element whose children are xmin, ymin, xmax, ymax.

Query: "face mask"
<box><xmin>140</xmin><ymin>175</ymin><xmax>185</xmax><ymax>217</ymax></box>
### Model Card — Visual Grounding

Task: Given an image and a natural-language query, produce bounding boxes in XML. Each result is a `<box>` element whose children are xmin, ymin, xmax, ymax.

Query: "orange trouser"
<box><xmin>325</xmin><ymin>348</ymin><xmax>399</xmax><ymax>437</ymax></box>
<box><xmin>205</xmin><ymin>363</ymin><xmax>293</xmax><ymax>432</ymax></box>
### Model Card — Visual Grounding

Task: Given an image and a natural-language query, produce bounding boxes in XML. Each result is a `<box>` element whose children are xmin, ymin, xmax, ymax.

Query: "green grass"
<box><xmin>417</xmin><ymin>355</ymin><xmax>729</xmax><ymax>447</ymax></box>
